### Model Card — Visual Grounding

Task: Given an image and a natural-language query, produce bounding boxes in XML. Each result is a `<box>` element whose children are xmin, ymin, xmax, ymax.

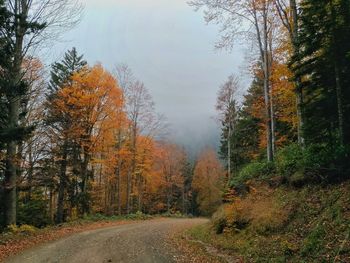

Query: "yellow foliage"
<box><xmin>218</xmin><ymin>185</ymin><xmax>289</xmax><ymax>234</ymax></box>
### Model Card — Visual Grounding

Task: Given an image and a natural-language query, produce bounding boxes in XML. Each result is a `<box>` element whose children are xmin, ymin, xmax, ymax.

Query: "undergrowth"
<box><xmin>188</xmin><ymin>181</ymin><xmax>350</xmax><ymax>262</ymax></box>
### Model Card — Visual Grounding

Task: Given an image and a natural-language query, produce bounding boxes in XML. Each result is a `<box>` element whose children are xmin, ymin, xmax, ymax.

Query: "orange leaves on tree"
<box><xmin>193</xmin><ymin>148</ymin><xmax>225</xmax><ymax>215</ymax></box>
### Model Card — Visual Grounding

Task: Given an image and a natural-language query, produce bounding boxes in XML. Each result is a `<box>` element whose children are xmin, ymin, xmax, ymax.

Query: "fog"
<box><xmin>51</xmin><ymin>0</ymin><xmax>246</xmax><ymax>156</ymax></box>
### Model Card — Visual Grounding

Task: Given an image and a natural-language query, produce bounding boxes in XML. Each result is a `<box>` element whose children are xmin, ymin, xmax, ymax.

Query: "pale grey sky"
<box><xmin>51</xmin><ymin>0</ymin><xmax>246</xmax><ymax>155</ymax></box>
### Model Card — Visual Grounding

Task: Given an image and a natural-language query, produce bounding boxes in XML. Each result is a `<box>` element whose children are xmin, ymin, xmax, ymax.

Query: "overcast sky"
<box><xmin>51</xmin><ymin>0</ymin><xmax>246</xmax><ymax>156</ymax></box>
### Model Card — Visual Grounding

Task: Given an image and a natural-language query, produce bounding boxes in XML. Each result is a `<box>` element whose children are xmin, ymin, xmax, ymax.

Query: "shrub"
<box><xmin>18</xmin><ymin>224</ymin><xmax>37</xmax><ymax>234</ymax></box>
<box><xmin>231</xmin><ymin>161</ymin><xmax>275</xmax><ymax>187</ymax></box>
<box><xmin>275</xmin><ymin>143</ymin><xmax>305</xmax><ymax>177</ymax></box>
<box><xmin>82</xmin><ymin>213</ymin><xmax>110</xmax><ymax>221</ymax></box>
<box><xmin>304</xmin><ymin>143</ymin><xmax>350</xmax><ymax>173</ymax></box>
<box><xmin>275</xmin><ymin>142</ymin><xmax>350</xmax><ymax>182</ymax></box>
<box><xmin>6</xmin><ymin>224</ymin><xmax>19</xmax><ymax>233</ymax></box>
<box><xmin>6</xmin><ymin>224</ymin><xmax>37</xmax><ymax>234</ymax></box>
<box><xmin>211</xmin><ymin>206</ymin><xmax>227</xmax><ymax>234</ymax></box>
<box><xmin>126</xmin><ymin>211</ymin><xmax>151</xmax><ymax>220</ymax></box>
<box><xmin>212</xmin><ymin>202</ymin><xmax>251</xmax><ymax>234</ymax></box>
<box><xmin>173</xmin><ymin>211</ymin><xmax>184</xmax><ymax>218</ymax></box>
<box><xmin>17</xmin><ymin>192</ymin><xmax>51</xmax><ymax>228</ymax></box>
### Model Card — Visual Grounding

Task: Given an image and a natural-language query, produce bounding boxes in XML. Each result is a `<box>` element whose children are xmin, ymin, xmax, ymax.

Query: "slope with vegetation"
<box><xmin>187</xmin><ymin>0</ymin><xmax>350</xmax><ymax>261</ymax></box>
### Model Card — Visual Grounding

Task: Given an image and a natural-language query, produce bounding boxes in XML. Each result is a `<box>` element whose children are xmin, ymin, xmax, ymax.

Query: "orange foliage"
<box><xmin>193</xmin><ymin>148</ymin><xmax>225</xmax><ymax>215</ymax></box>
<box><xmin>49</xmin><ymin>63</ymin><xmax>191</xmax><ymax>216</ymax></box>
<box><xmin>250</xmin><ymin>46</ymin><xmax>297</xmax><ymax>150</ymax></box>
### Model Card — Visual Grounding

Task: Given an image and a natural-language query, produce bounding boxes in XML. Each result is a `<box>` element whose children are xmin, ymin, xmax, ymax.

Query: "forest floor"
<box><xmin>2</xmin><ymin>218</ymin><xmax>220</xmax><ymax>263</ymax></box>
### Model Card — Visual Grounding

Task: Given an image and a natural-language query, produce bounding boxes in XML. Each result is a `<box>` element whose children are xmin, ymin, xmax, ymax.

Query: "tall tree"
<box><xmin>291</xmin><ymin>0</ymin><xmax>350</xmax><ymax>146</ymax></box>
<box><xmin>216</xmin><ymin>75</ymin><xmax>239</xmax><ymax>181</ymax></box>
<box><xmin>219</xmin><ymin>78</ymin><xmax>262</xmax><ymax>171</ymax></box>
<box><xmin>274</xmin><ymin>0</ymin><xmax>305</xmax><ymax>145</ymax></box>
<box><xmin>51</xmin><ymin>65</ymin><xmax>124</xmax><ymax>216</ymax></box>
<box><xmin>49</xmin><ymin>47</ymin><xmax>87</xmax><ymax>93</ymax></box>
<box><xmin>114</xmin><ymin>65</ymin><xmax>166</xmax><ymax>214</ymax></box>
<box><xmin>189</xmin><ymin>0</ymin><xmax>277</xmax><ymax>161</ymax></box>
<box><xmin>1</xmin><ymin>0</ymin><xmax>81</xmax><ymax>226</ymax></box>
<box><xmin>46</xmin><ymin>48</ymin><xmax>87</xmax><ymax>223</ymax></box>
<box><xmin>192</xmin><ymin>148</ymin><xmax>225</xmax><ymax>216</ymax></box>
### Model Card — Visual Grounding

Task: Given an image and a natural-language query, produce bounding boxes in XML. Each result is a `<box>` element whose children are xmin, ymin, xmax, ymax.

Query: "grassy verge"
<box><xmin>186</xmin><ymin>181</ymin><xmax>350</xmax><ymax>262</ymax></box>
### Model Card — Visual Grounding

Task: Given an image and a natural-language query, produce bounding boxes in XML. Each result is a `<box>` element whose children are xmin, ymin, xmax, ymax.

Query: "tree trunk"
<box><xmin>262</xmin><ymin>9</ymin><xmax>274</xmax><ymax>162</ymax></box>
<box><xmin>290</xmin><ymin>0</ymin><xmax>305</xmax><ymax>146</ymax></box>
<box><xmin>329</xmin><ymin>0</ymin><xmax>344</xmax><ymax>146</ymax></box>
<box><xmin>253</xmin><ymin>1</ymin><xmax>274</xmax><ymax>161</ymax></box>
<box><xmin>126</xmin><ymin>168</ymin><xmax>132</xmax><ymax>214</ymax></box>
<box><xmin>27</xmin><ymin>140</ymin><xmax>34</xmax><ymax>201</ymax></box>
<box><xmin>137</xmin><ymin>175</ymin><xmax>143</xmax><ymax>212</ymax></box>
<box><xmin>127</xmin><ymin>124</ymin><xmax>137</xmax><ymax>214</ymax></box>
<box><xmin>4</xmin><ymin>0</ymin><xmax>26</xmax><ymax>224</ymax></box>
<box><xmin>334</xmin><ymin>59</ymin><xmax>344</xmax><ymax>145</ymax></box>
<box><xmin>167</xmin><ymin>169</ymin><xmax>173</xmax><ymax>213</ymax></box>
<box><xmin>49</xmin><ymin>188</ymin><xmax>54</xmax><ymax>224</ymax></box>
<box><xmin>270</xmin><ymin>83</ymin><xmax>276</xmax><ymax>156</ymax></box>
<box><xmin>116</xmin><ymin>160</ymin><xmax>122</xmax><ymax>215</ymax></box>
<box><xmin>182</xmin><ymin>186</ymin><xmax>187</xmax><ymax>214</ymax></box>
<box><xmin>80</xmin><ymin>151</ymin><xmax>91</xmax><ymax>215</ymax></box>
<box><xmin>4</xmin><ymin>106</ymin><xmax>19</xmax><ymax>225</ymax></box>
<box><xmin>56</xmin><ymin>142</ymin><xmax>68</xmax><ymax>223</ymax></box>
<box><xmin>227</xmin><ymin>120</ymin><xmax>232</xmax><ymax>182</ymax></box>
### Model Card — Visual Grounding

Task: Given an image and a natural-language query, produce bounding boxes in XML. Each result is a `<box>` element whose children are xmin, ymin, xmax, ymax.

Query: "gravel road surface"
<box><xmin>6</xmin><ymin>218</ymin><xmax>208</xmax><ymax>263</ymax></box>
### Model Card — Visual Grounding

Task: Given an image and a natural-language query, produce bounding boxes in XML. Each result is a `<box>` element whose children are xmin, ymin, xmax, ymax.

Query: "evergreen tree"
<box><xmin>219</xmin><ymin>78</ymin><xmax>261</xmax><ymax>174</ymax></box>
<box><xmin>48</xmin><ymin>47</ymin><xmax>87</xmax><ymax>94</ymax></box>
<box><xmin>291</xmin><ymin>0</ymin><xmax>350</xmax><ymax>147</ymax></box>
<box><xmin>45</xmin><ymin>48</ymin><xmax>87</xmax><ymax>223</ymax></box>
<box><xmin>1</xmin><ymin>1</ymin><xmax>46</xmax><ymax>225</ymax></box>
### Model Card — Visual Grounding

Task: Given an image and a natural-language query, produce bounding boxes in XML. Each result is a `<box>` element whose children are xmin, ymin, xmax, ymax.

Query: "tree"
<box><xmin>46</xmin><ymin>48</ymin><xmax>87</xmax><ymax>223</ymax></box>
<box><xmin>220</xmin><ymin>77</ymin><xmax>262</xmax><ymax>170</ymax></box>
<box><xmin>150</xmin><ymin>142</ymin><xmax>187</xmax><ymax>214</ymax></box>
<box><xmin>274</xmin><ymin>0</ymin><xmax>305</xmax><ymax>146</ymax></box>
<box><xmin>49</xmin><ymin>47</ymin><xmax>87</xmax><ymax>93</ymax></box>
<box><xmin>114</xmin><ymin>64</ymin><xmax>167</xmax><ymax>214</ymax></box>
<box><xmin>189</xmin><ymin>0</ymin><xmax>277</xmax><ymax>161</ymax></box>
<box><xmin>216</xmin><ymin>75</ymin><xmax>239</xmax><ymax>181</ymax></box>
<box><xmin>192</xmin><ymin>148</ymin><xmax>225</xmax><ymax>215</ymax></box>
<box><xmin>291</xmin><ymin>0</ymin><xmax>350</xmax><ymax>147</ymax></box>
<box><xmin>1</xmin><ymin>0</ymin><xmax>82</xmax><ymax>225</ymax></box>
<box><xmin>50</xmin><ymin>64</ymin><xmax>124</xmax><ymax>217</ymax></box>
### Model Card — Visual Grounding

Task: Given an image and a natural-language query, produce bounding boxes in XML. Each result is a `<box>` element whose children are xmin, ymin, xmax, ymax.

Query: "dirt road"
<box><xmin>6</xmin><ymin>218</ymin><xmax>208</xmax><ymax>263</ymax></box>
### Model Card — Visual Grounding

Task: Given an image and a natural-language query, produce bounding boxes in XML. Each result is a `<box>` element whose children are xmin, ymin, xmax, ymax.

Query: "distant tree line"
<box><xmin>0</xmin><ymin>1</ymin><xmax>225</xmax><ymax>228</ymax></box>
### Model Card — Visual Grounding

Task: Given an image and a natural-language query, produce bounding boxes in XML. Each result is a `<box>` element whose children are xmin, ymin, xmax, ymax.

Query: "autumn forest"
<box><xmin>0</xmin><ymin>0</ymin><xmax>350</xmax><ymax>262</ymax></box>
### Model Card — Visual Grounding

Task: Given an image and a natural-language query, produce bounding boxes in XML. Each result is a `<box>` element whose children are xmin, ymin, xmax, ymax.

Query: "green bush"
<box><xmin>274</xmin><ymin>142</ymin><xmax>350</xmax><ymax>182</ymax></box>
<box><xmin>126</xmin><ymin>211</ymin><xmax>152</xmax><ymax>220</ymax></box>
<box><xmin>275</xmin><ymin>143</ymin><xmax>305</xmax><ymax>177</ymax></box>
<box><xmin>304</xmin><ymin>143</ymin><xmax>350</xmax><ymax>172</ymax></box>
<box><xmin>82</xmin><ymin>213</ymin><xmax>115</xmax><ymax>221</ymax></box>
<box><xmin>17</xmin><ymin>192</ymin><xmax>51</xmax><ymax>228</ymax></box>
<box><xmin>230</xmin><ymin>161</ymin><xmax>275</xmax><ymax>187</ymax></box>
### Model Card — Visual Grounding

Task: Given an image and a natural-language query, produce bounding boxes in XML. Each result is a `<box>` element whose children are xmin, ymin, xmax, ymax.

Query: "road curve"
<box><xmin>6</xmin><ymin>218</ymin><xmax>208</xmax><ymax>263</ymax></box>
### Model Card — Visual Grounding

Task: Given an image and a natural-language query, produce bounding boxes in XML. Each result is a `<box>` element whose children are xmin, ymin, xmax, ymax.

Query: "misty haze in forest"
<box><xmin>50</xmin><ymin>0</ymin><xmax>246</xmax><ymax>155</ymax></box>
